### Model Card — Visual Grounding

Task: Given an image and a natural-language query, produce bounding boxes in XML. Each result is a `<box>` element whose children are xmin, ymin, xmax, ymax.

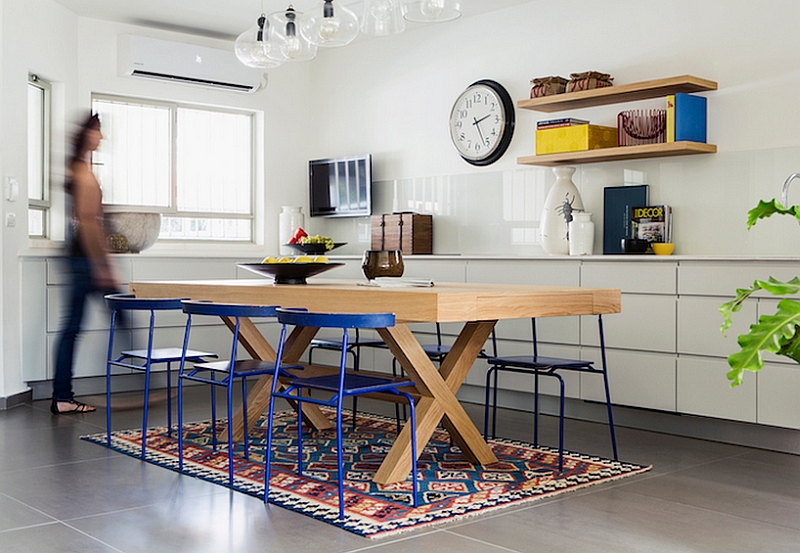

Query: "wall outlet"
<box><xmin>6</xmin><ymin>213</ymin><xmax>16</xmax><ymax>227</ymax></box>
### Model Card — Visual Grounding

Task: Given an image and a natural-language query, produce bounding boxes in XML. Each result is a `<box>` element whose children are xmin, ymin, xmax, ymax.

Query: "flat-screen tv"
<box><xmin>309</xmin><ymin>154</ymin><xmax>372</xmax><ymax>218</ymax></box>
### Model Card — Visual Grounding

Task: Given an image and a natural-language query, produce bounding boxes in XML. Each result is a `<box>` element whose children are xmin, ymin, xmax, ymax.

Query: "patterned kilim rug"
<box><xmin>82</xmin><ymin>409</ymin><xmax>651</xmax><ymax>538</ymax></box>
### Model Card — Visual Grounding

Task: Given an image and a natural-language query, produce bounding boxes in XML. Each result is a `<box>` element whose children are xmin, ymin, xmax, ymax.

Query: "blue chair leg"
<box><xmin>242</xmin><ymin>377</ymin><xmax>250</xmax><ymax>460</ymax></box>
<box><xmin>490</xmin><ymin>366</ymin><xmax>500</xmax><ymax>439</ymax></box>
<box><xmin>483</xmin><ymin>365</ymin><xmax>495</xmax><ymax>439</ymax></box>
<box><xmin>398</xmin><ymin>390</ymin><xmax>418</xmax><ymax>508</ymax></box>
<box><xmin>166</xmin><ymin>361</ymin><xmax>173</xmax><ymax>437</ymax></box>
<box><xmin>336</xmin><ymin>397</ymin><xmax>345</xmax><ymax>519</ymax></box>
<box><xmin>105</xmin><ymin>309</ymin><xmax>117</xmax><ymax>447</ymax></box>
<box><xmin>598</xmin><ymin>314</ymin><xmax>619</xmax><ymax>460</ymax></box>
<box><xmin>227</xmin><ymin>375</ymin><xmax>235</xmax><ymax>486</ymax></box>
<box><xmin>297</xmin><ymin>397</ymin><xmax>304</xmax><ymax>476</ymax></box>
<box><xmin>555</xmin><ymin>372</ymin><xmax>565</xmax><ymax>472</ymax></box>
<box><xmin>533</xmin><ymin>370</ymin><xmax>540</xmax><ymax>446</ymax></box>
<box><xmin>210</xmin><ymin>373</ymin><xmax>217</xmax><ymax>451</ymax></box>
<box><xmin>141</xmin><ymin>311</ymin><xmax>156</xmax><ymax>459</ymax></box>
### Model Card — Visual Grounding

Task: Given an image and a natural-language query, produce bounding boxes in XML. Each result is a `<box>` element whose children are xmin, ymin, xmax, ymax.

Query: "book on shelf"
<box><xmin>631</xmin><ymin>205</ymin><xmax>672</xmax><ymax>243</ymax></box>
<box><xmin>603</xmin><ymin>185</ymin><xmax>649</xmax><ymax>254</ymax></box>
<box><xmin>537</xmin><ymin>117</ymin><xmax>590</xmax><ymax>129</ymax></box>
<box><xmin>666</xmin><ymin>93</ymin><xmax>707</xmax><ymax>143</ymax></box>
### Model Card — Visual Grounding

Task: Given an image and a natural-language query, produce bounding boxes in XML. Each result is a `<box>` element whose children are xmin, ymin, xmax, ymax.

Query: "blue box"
<box><xmin>668</xmin><ymin>93</ymin><xmax>707</xmax><ymax>143</ymax></box>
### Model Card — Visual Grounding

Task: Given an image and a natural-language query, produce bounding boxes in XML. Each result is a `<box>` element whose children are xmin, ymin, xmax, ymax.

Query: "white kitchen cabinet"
<box><xmin>582</xmin><ymin>261</ymin><xmax>677</xmax><ymax>294</ymax></box>
<box><xmin>581</xmin><ymin>293</ymin><xmax>676</xmax><ymax>353</ymax></box>
<box><xmin>678</xmin><ymin>261</ymin><xmax>800</xmax><ymax>297</ymax></box>
<box><xmin>581</xmin><ymin>347</ymin><xmax>676</xmax><ymax>411</ymax></box>
<box><xmin>677</xmin><ymin>356</ymin><xmax>756</xmax><ymax>423</ymax></box>
<box><xmin>758</xmin><ymin>362</ymin><xmax>800</xmax><ymax>429</ymax></box>
<box><xmin>677</xmin><ymin>295</ymin><xmax>756</xmax><ymax>357</ymax></box>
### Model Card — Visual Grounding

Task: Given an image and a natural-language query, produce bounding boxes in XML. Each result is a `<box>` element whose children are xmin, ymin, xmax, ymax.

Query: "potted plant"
<box><xmin>719</xmin><ymin>199</ymin><xmax>800</xmax><ymax>387</ymax></box>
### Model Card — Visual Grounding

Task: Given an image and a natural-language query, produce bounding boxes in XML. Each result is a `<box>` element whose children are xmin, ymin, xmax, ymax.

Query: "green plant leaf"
<box><xmin>720</xmin><ymin>277</ymin><xmax>800</xmax><ymax>334</ymax></box>
<box><xmin>747</xmin><ymin>199</ymin><xmax>800</xmax><ymax>229</ymax></box>
<box><xmin>726</xmin><ymin>299</ymin><xmax>800</xmax><ymax>387</ymax></box>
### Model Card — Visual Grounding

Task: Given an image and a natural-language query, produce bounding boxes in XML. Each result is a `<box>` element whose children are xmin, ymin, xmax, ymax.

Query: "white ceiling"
<box><xmin>51</xmin><ymin>0</ymin><xmax>531</xmax><ymax>40</ymax></box>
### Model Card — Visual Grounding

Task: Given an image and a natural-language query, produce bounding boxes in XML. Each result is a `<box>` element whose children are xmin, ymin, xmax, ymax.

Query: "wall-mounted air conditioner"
<box><xmin>118</xmin><ymin>34</ymin><xmax>264</xmax><ymax>93</ymax></box>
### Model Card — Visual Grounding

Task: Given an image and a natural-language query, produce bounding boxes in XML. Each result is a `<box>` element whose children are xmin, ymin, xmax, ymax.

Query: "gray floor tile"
<box><xmin>69</xmin><ymin>491</ymin><xmax>371</xmax><ymax>553</ymax></box>
<box><xmin>0</xmin><ymin>522</ymin><xmax>121</xmax><ymax>553</ymax></box>
<box><xmin>0</xmin><ymin>492</ymin><xmax>56</xmax><ymax>532</ymax></box>
<box><xmin>449</xmin><ymin>487</ymin><xmax>800</xmax><ymax>553</ymax></box>
<box><xmin>356</xmin><ymin>529</ymin><xmax>522</xmax><ymax>552</ymax></box>
<box><xmin>0</xmin><ymin>454</ymin><xmax>223</xmax><ymax>521</ymax></box>
<box><xmin>620</xmin><ymin>456</ymin><xmax>800</xmax><ymax>531</ymax></box>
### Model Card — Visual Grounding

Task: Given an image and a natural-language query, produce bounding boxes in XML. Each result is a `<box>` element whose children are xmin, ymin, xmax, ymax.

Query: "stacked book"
<box><xmin>631</xmin><ymin>205</ymin><xmax>672</xmax><ymax>243</ymax></box>
<box><xmin>536</xmin><ymin>117</ymin><xmax>589</xmax><ymax>130</ymax></box>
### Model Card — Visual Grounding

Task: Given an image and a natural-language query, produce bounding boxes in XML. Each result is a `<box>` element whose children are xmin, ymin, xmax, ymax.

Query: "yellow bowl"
<box><xmin>651</xmin><ymin>243</ymin><xmax>675</xmax><ymax>256</ymax></box>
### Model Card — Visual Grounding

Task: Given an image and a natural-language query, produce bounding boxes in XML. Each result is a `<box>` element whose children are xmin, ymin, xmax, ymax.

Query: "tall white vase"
<box><xmin>540</xmin><ymin>166</ymin><xmax>584</xmax><ymax>256</ymax></box>
<box><xmin>279</xmin><ymin>206</ymin><xmax>305</xmax><ymax>255</ymax></box>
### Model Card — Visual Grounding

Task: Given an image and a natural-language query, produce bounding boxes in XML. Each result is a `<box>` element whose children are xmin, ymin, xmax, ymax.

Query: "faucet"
<box><xmin>781</xmin><ymin>172</ymin><xmax>800</xmax><ymax>206</ymax></box>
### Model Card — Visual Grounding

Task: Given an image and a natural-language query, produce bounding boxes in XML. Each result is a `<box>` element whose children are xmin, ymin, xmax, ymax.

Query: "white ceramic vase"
<box><xmin>540</xmin><ymin>166</ymin><xmax>584</xmax><ymax>256</ymax></box>
<box><xmin>569</xmin><ymin>211</ymin><xmax>594</xmax><ymax>256</ymax></box>
<box><xmin>279</xmin><ymin>206</ymin><xmax>304</xmax><ymax>255</ymax></box>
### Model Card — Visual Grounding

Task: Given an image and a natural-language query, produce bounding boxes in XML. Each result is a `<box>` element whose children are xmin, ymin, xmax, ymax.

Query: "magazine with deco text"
<box><xmin>631</xmin><ymin>205</ymin><xmax>672</xmax><ymax>243</ymax></box>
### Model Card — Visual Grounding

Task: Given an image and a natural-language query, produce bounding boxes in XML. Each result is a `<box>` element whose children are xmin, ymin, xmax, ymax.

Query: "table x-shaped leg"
<box><xmin>373</xmin><ymin>320</ymin><xmax>498</xmax><ymax>484</ymax></box>
<box><xmin>228</xmin><ymin>317</ymin><xmax>332</xmax><ymax>442</ymax></box>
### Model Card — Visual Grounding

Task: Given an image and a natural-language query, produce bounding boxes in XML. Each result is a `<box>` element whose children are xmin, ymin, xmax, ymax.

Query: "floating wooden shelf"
<box><xmin>517</xmin><ymin>141</ymin><xmax>717</xmax><ymax>167</ymax></box>
<box><xmin>517</xmin><ymin>75</ymin><xmax>718</xmax><ymax>113</ymax></box>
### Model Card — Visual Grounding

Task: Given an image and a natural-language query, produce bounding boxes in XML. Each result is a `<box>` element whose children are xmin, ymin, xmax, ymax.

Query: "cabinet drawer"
<box><xmin>47</xmin><ymin>288</ymin><xmax>110</xmax><ymax>333</ymax></box>
<box><xmin>581</xmin><ymin>347</ymin><xmax>676</xmax><ymax>411</ymax></box>
<box><xmin>758</xmin><ymin>362</ymin><xmax>800</xmax><ymax>429</ymax></box>
<box><xmin>581</xmin><ymin>293</ymin><xmax>676</xmax><ymax>353</ymax></box>
<box><xmin>466</xmin><ymin>259</ymin><xmax>580</xmax><ymax>286</ymax></box>
<box><xmin>678</xmin><ymin>261</ymin><xmax>800</xmax><ymax>297</ymax></box>
<box><xmin>677</xmin><ymin>356</ymin><xmax>756</xmax><ymax>423</ymax></box>
<box><xmin>131</xmin><ymin>258</ymin><xmax>236</xmax><ymax>281</ymax></box>
<box><xmin>677</xmin><ymin>296</ymin><xmax>756</xmax><ymax>357</ymax></box>
<box><xmin>494</xmin><ymin>316</ymin><xmax>580</xmax><ymax>346</ymax></box>
<box><xmin>581</xmin><ymin>261</ymin><xmax>676</xmax><ymax>294</ymax></box>
<box><xmin>403</xmin><ymin>259</ymin><xmax>466</xmax><ymax>282</ymax></box>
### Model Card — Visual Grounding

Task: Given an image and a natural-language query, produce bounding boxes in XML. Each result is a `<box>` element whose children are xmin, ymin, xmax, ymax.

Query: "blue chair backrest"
<box><xmin>181</xmin><ymin>300</ymin><xmax>278</xmax><ymax>319</ymax></box>
<box><xmin>276</xmin><ymin>308</ymin><xmax>395</xmax><ymax>329</ymax></box>
<box><xmin>105</xmin><ymin>293</ymin><xmax>185</xmax><ymax>311</ymax></box>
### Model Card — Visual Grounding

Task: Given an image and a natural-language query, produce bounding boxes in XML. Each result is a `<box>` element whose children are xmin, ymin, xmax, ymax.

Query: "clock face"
<box><xmin>449</xmin><ymin>79</ymin><xmax>515</xmax><ymax>166</ymax></box>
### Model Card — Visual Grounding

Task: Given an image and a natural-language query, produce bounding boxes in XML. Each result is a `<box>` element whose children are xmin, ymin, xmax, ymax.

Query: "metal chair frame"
<box><xmin>308</xmin><ymin>328</ymin><xmax>388</xmax><ymax>428</ymax></box>
<box><xmin>104</xmin><ymin>293</ymin><xmax>216</xmax><ymax>459</ymax></box>
<box><xmin>177</xmin><ymin>300</ymin><xmax>290</xmax><ymax>486</ymax></box>
<box><xmin>265</xmin><ymin>308</ymin><xmax>419</xmax><ymax>520</ymax></box>
<box><xmin>483</xmin><ymin>315</ymin><xmax>618</xmax><ymax>471</ymax></box>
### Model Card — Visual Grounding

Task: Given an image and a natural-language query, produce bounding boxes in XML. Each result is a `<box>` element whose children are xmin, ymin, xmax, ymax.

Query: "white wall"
<box><xmin>1</xmin><ymin>0</ymin><xmax>79</xmax><ymax>399</ymax></box>
<box><xmin>304</xmin><ymin>0</ymin><xmax>800</xmax><ymax>257</ymax></box>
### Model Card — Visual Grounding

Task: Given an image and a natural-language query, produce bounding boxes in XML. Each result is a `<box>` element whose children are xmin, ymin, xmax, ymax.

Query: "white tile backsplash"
<box><xmin>309</xmin><ymin>145</ymin><xmax>800</xmax><ymax>259</ymax></box>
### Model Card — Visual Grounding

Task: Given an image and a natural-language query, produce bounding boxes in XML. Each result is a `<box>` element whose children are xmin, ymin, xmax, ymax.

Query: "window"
<box><xmin>91</xmin><ymin>95</ymin><xmax>256</xmax><ymax>241</ymax></box>
<box><xmin>28</xmin><ymin>74</ymin><xmax>51</xmax><ymax>238</ymax></box>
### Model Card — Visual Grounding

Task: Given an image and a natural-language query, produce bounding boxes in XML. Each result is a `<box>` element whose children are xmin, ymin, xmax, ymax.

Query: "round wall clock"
<box><xmin>449</xmin><ymin>79</ymin><xmax>515</xmax><ymax>166</ymax></box>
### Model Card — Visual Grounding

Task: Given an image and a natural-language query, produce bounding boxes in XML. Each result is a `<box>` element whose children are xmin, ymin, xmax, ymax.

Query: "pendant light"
<box><xmin>300</xmin><ymin>0</ymin><xmax>359</xmax><ymax>48</ymax></box>
<box><xmin>403</xmin><ymin>0</ymin><xmax>461</xmax><ymax>22</ymax></box>
<box><xmin>235</xmin><ymin>14</ymin><xmax>282</xmax><ymax>68</ymax></box>
<box><xmin>268</xmin><ymin>5</ymin><xmax>318</xmax><ymax>63</ymax></box>
<box><xmin>361</xmin><ymin>0</ymin><xmax>405</xmax><ymax>36</ymax></box>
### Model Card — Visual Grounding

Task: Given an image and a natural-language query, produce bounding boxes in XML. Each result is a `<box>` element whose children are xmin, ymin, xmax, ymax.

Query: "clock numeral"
<box><xmin>465</xmin><ymin>99</ymin><xmax>473</xmax><ymax>109</ymax></box>
<box><xmin>490</xmin><ymin>102</ymin><xmax>497</xmax><ymax>111</ymax></box>
<box><xmin>484</xmin><ymin>138</ymin><xmax>491</xmax><ymax>146</ymax></box>
<box><xmin>455</xmin><ymin>121</ymin><xmax>462</xmax><ymax>129</ymax></box>
<box><xmin>474</xmin><ymin>92</ymin><xmax>482</xmax><ymax>103</ymax></box>
<box><xmin>491</xmin><ymin>128</ymin><xmax>497</xmax><ymax>137</ymax></box>
<box><xmin>475</xmin><ymin>142</ymin><xmax>482</xmax><ymax>153</ymax></box>
<box><xmin>459</xmin><ymin>109</ymin><xmax>468</xmax><ymax>118</ymax></box>
<box><xmin>459</xmin><ymin>132</ymin><xmax>466</xmax><ymax>142</ymax></box>
<box><xmin>495</xmin><ymin>114</ymin><xmax>501</xmax><ymax>124</ymax></box>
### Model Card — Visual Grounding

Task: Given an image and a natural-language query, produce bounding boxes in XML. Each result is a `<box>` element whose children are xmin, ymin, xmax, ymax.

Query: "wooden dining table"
<box><xmin>129</xmin><ymin>278</ymin><xmax>621</xmax><ymax>484</ymax></box>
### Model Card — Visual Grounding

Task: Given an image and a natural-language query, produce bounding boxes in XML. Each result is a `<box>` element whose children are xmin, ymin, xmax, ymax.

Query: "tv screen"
<box><xmin>309</xmin><ymin>154</ymin><xmax>372</xmax><ymax>218</ymax></box>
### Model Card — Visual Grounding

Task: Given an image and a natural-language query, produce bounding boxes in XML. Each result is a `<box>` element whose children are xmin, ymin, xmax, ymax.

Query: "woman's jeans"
<box><xmin>52</xmin><ymin>256</ymin><xmax>114</xmax><ymax>402</ymax></box>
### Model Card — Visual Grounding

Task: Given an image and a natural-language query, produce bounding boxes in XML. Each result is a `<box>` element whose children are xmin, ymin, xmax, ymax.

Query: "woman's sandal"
<box><xmin>50</xmin><ymin>399</ymin><xmax>96</xmax><ymax>414</ymax></box>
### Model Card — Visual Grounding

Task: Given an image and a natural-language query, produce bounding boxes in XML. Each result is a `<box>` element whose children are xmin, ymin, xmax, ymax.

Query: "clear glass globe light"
<box><xmin>300</xmin><ymin>1</ymin><xmax>359</xmax><ymax>47</ymax></box>
<box><xmin>234</xmin><ymin>17</ymin><xmax>282</xmax><ymax>69</ymax></box>
<box><xmin>420</xmin><ymin>0</ymin><xmax>444</xmax><ymax>19</ymax></box>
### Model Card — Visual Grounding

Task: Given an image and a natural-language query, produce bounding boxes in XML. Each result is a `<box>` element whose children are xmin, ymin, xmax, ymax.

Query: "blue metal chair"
<box><xmin>308</xmin><ymin>329</ymin><xmax>388</xmax><ymax>428</ymax></box>
<box><xmin>104</xmin><ymin>293</ymin><xmax>217</xmax><ymax>459</ymax></box>
<box><xmin>483</xmin><ymin>316</ymin><xmax>618</xmax><ymax>471</ymax></box>
<box><xmin>265</xmin><ymin>308</ymin><xmax>419</xmax><ymax>520</ymax></box>
<box><xmin>177</xmin><ymin>300</ymin><xmax>293</xmax><ymax>486</ymax></box>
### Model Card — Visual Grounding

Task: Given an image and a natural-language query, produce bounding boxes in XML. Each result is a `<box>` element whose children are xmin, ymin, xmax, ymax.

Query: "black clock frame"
<box><xmin>452</xmin><ymin>79</ymin><xmax>516</xmax><ymax>166</ymax></box>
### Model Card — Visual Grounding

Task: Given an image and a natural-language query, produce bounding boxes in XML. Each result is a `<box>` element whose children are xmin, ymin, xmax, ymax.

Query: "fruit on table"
<box><xmin>299</xmin><ymin>234</ymin><xmax>335</xmax><ymax>251</ymax></box>
<box><xmin>260</xmin><ymin>255</ymin><xmax>329</xmax><ymax>264</ymax></box>
<box><xmin>288</xmin><ymin>227</ymin><xmax>308</xmax><ymax>244</ymax></box>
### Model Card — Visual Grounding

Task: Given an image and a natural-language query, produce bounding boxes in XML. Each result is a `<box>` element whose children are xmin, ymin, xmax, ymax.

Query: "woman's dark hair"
<box><xmin>69</xmin><ymin>113</ymin><xmax>101</xmax><ymax>166</ymax></box>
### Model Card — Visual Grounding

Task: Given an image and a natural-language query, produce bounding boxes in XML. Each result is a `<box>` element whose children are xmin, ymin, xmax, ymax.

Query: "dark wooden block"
<box><xmin>371</xmin><ymin>213</ymin><xmax>432</xmax><ymax>255</ymax></box>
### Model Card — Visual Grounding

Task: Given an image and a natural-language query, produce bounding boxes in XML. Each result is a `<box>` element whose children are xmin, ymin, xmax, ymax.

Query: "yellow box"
<box><xmin>536</xmin><ymin>124</ymin><xmax>618</xmax><ymax>155</ymax></box>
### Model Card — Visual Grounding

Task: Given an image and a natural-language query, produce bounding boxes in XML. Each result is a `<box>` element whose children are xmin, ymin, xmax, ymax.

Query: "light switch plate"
<box><xmin>6</xmin><ymin>177</ymin><xmax>19</xmax><ymax>202</ymax></box>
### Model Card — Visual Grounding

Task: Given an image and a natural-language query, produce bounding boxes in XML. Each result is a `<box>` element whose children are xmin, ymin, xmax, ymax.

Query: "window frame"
<box><xmin>91</xmin><ymin>93</ymin><xmax>258</xmax><ymax>243</ymax></box>
<box><xmin>28</xmin><ymin>74</ymin><xmax>52</xmax><ymax>238</ymax></box>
